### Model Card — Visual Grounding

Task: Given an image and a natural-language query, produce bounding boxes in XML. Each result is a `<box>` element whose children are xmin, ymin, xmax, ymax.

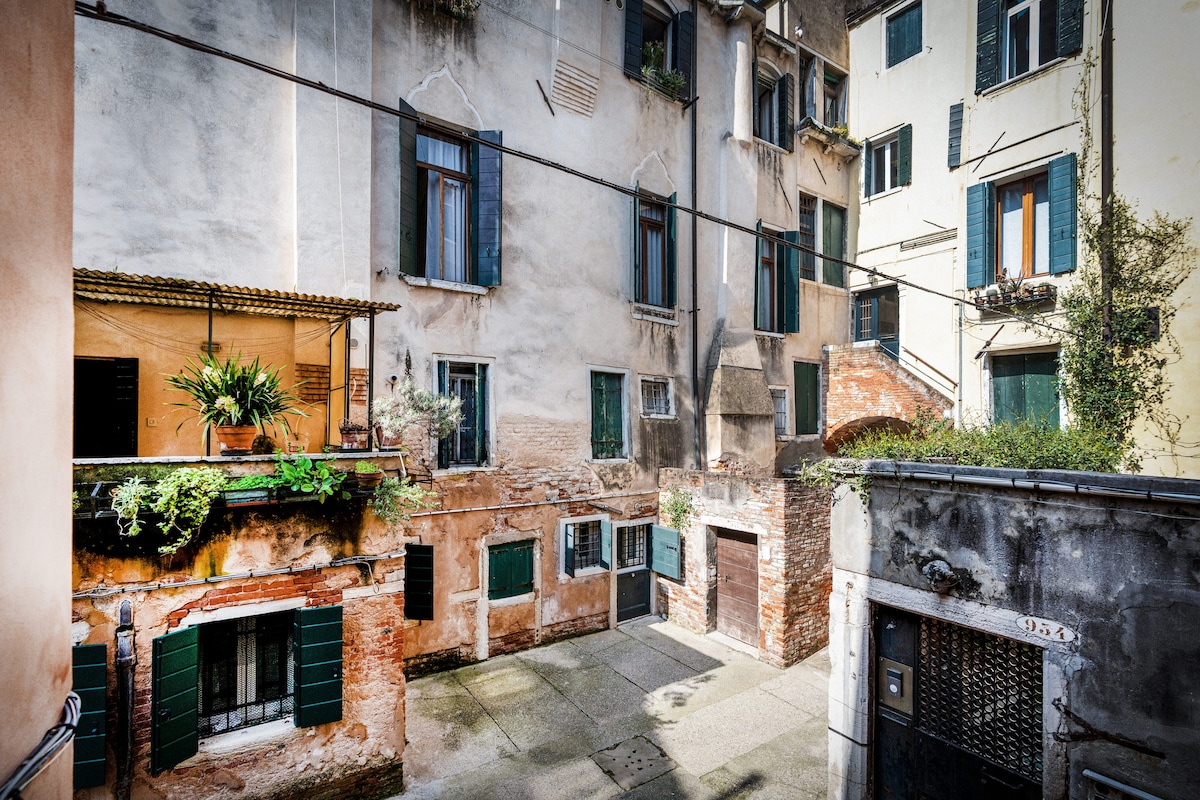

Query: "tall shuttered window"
<box><xmin>887</xmin><ymin>3</ymin><xmax>923</xmax><ymax>67</ymax></box>
<box><xmin>489</xmin><ymin>540</ymin><xmax>535</xmax><ymax>599</ymax></box>
<box><xmin>797</xmin><ymin>194</ymin><xmax>818</xmax><ymax>281</ymax></box>
<box><xmin>591</xmin><ymin>371</ymin><xmax>626</xmax><ymax>459</ymax></box>
<box><xmin>992</xmin><ymin>351</ymin><xmax>1060</xmax><ymax>427</ymax></box>
<box><xmin>864</xmin><ymin>125</ymin><xmax>912</xmax><ymax>196</ymax></box>
<box><xmin>634</xmin><ymin>193</ymin><xmax>677</xmax><ymax>308</ymax></box>
<box><xmin>437</xmin><ymin>361</ymin><xmax>489</xmax><ymax>468</ymax></box>
<box><xmin>563</xmin><ymin>518</ymin><xmax>612</xmax><ymax>577</ymax></box>
<box><xmin>623</xmin><ymin>0</ymin><xmax>696</xmax><ymax>100</ymax></box>
<box><xmin>753</xmin><ymin>67</ymin><xmax>795</xmax><ymax>152</ymax></box>
<box><xmin>794</xmin><ymin>362</ymin><xmax>820</xmax><ymax>435</ymax></box>
<box><xmin>821</xmin><ymin>203</ymin><xmax>847</xmax><ymax>287</ymax></box>
<box><xmin>756</xmin><ymin>224</ymin><xmax>801</xmax><ymax>334</ymax></box>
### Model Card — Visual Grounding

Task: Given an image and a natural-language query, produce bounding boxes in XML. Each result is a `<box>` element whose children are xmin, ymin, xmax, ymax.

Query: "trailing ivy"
<box><xmin>370</xmin><ymin>477</ymin><xmax>438</xmax><ymax>527</ymax></box>
<box><xmin>660</xmin><ymin>487</ymin><xmax>696</xmax><ymax>531</ymax></box>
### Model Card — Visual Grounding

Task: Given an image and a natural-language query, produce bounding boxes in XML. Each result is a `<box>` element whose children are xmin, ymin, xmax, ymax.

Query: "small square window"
<box><xmin>198</xmin><ymin>612</ymin><xmax>294</xmax><ymax>737</ymax></box>
<box><xmin>640</xmin><ymin>378</ymin><xmax>672</xmax><ymax>416</ymax></box>
<box><xmin>489</xmin><ymin>540</ymin><xmax>535</xmax><ymax>599</ymax></box>
<box><xmin>770</xmin><ymin>388</ymin><xmax>789</xmax><ymax>436</ymax></box>
<box><xmin>566</xmin><ymin>520</ymin><xmax>603</xmax><ymax>573</ymax></box>
<box><xmin>617</xmin><ymin>524</ymin><xmax>649</xmax><ymax>570</ymax></box>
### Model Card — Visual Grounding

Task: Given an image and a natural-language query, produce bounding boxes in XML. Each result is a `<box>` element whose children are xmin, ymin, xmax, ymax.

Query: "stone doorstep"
<box><xmin>591</xmin><ymin>735</ymin><xmax>676</xmax><ymax>791</ymax></box>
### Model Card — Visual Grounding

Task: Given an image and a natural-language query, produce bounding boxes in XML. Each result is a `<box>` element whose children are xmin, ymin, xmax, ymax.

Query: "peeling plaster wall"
<box><xmin>828</xmin><ymin>463</ymin><xmax>1200</xmax><ymax>800</ymax></box>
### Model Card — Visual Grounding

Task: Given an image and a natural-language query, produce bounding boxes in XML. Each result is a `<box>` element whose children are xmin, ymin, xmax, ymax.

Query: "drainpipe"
<box><xmin>1099</xmin><ymin>0</ymin><xmax>1114</xmax><ymax>345</ymax></box>
<box><xmin>115</xmin><ymin>600</ymin><xmax>135</xmax><ymax>800</ymax></box>
<box><xmin>690</xmin><ymin>0</ymin><xmax>704</xmax><ymax>469</ymax></box>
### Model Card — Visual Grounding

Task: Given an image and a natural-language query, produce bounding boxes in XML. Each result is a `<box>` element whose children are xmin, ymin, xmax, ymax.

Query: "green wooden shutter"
<box><xmin>599</xmin><ymin>520</ymin><xmax>613</xmax><ymax>571</ymax></box>
<box><xmin>863</xmin><ymin>138</ymin><xmax>873</xmax><ymax>196</ymax></box>
<box><xmin>948</xmin><ymin>103</ymin><xmax>964</xmax><ymax>168</ymax></box>
<box><xmin>821</xmin><ymin>205</ymin><xmax>845</xmax><ymax>287</ymax></box>
<box><xmin>471</xmin><ymin>130</ymin><xmax>503</xmax><ymax>287</ymax></box>
<box><xmin>437</xmin><ymin>362</ymin><xmax>450</xmax><ymax>469</ymax></box>
<box><xmin>631</xmin><ymin>186</ymin><xmax>641</xmax><ymax>303</ymax></box>
<box><xmin>794</xmin><ymin>361</ymin><xmax>819</xmax><ymax>435</ymax></box>
<box><xmin>778</xmin><ymin>72</ymin><xmax>795</xmax><ymax>152</ymax></box>
<box><xmin>1048</xmin><ymin>153</ymin><xmax>1078</xmax><ymax>274</ymax></box>
<box><xmin>293</xmin><ymin>606</ymin><xmax>343</xmax><ymax>728</ymax></box>
<box><xmin>754</xmin><ymin>220</ymin><xmax>765</xmax><ymax>329</ymax></box>
<box><xmin>563</xmin><ymin>523</ymin><xmax>576</xmax><ymax>578</ymax></box>
<box><xmin>887</xmin><ymin>2</ymin><xmax>923</xmax><ymax>67</ymax></box>
<box><xmin>992</xmin><ymin>354</ymin><xmax>1023</xmax><ymax>424</ymax></box>
<box><xmin>490</xmin><ymin>541</ymin><xmax>534</xmax><ymax>598</ymax></box>
<box><xmin>623</xmin><ymin>0</ymin><xmax>644</xmax><ymax>79</ymax></box>
<box><xmin>405</xmin><ymin>544</ymin><xmax>434</xmax><ymax>621</ymax></box>
<box><xmin>666</xmin><ymin>192</ymin><xmax>678</xmax><ymax>307</ymax></box>
<box><xmin>782</xmin><ymin>230</ymin><xmax>800</xmax><ymax>333</ymax></box>
<box><xmin>671</xmin><ymin>10</ymin><xmax>695</xmax><ymax>100</ymax></box>
<box><xmin>150</xmin><ymin>626</ymin><xmax>198</xmax><ymax>774</ymax></box>
<box><xmin>398</xmin><ymin>99</ymin><xmax>420</xmax><ymax>277</ymax></box>
<box><xmin>966</xmin><ymin>182</ymin><xmax>997</xmax><ymax>288</ymax></box>
<box><xmin>591</xmin><ymin>372</ymin><xmax>624</xmax><ymax>459</ymax></box>
<box><xmin>897</xmin><ymin>124</ymin><xmax>913</xmax><ymax>186</ymax></box>
<box><xmin>474</xmin><ymin>363</ymin><xmax>488</xmax><ymax>464</ymax></box>
<box><xmin>975</xmin><ymin>0</ymin><xmax>1002</xmax><ymax>93</ymax></box>
<box><xmin>73</xmin><ymin>644</ymin><xmax>108</xmax><ymax>789</ymax></box>
<box><xmin>1057</xmin><ymin>0</ymin><xmax>1084</xmax><ymax>58</ymax></box>
<box><xmin>1024</xmin><ymin>352</ymin><xmax>1061</xmax><ymax>427</ymax></box>
<box><xmin>649</xmin><ymin>525</ymin><xmax>682</xmax><ymax>581</ymax></box>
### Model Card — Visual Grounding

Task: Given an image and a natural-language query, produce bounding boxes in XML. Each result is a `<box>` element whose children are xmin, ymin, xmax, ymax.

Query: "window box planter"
<box><xmin>220</xmin><ymin>488</ymin><xmax>273</xmax><ymax>507</ymax></box>
<box><xmin>973</xmin><ymin>282</ymin><xmax>1056</xmax><ymax>310</ymax></box>
<box><xmin>797</xmin><ymin>117</ymin><xmax>862</xmax><ymax>159</ymax></box>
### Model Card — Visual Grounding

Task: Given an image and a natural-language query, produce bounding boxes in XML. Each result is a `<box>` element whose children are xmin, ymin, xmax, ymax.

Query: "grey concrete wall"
<box><xmin>829</xmin><ymin>462</ymin><xmax>1200</xmax><ymax>800</ymax></box>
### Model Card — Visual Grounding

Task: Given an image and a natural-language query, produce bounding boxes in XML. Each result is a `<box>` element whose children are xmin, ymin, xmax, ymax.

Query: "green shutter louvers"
<box><xmin>667</xmin><ymin>192</ymin><xmax>678</xmax><ymax>307</ymax></box>
<box><xmin>293</xmin><ymin>606</ymin><xmax>343</xmax><ymax>728</ymax></box>
<box><xmin>863</xmin><ymin>138</ymin><xmax>873</xmax><ymax>196</ymax></box>
<box><xmin>948</xmin><ymin>103</ymin><xmax>964</xmax><ymax>168</ymax></box>
<box><xmin>405</xmin><ymin>544</ymin><xmax>435</xmax><ymax>621</ymax></box>
<box><xmin>966</xmin><ymin>181</ymin><xmax>997</xmax><ymax>288</ymax></box>
<box><xmin>150</xmin><ymin>626</ymin><xmax>199</xmax><ymax>774</ymax></box>
<box><xmin>1048</xmin><ymin>153</ymin><xmax>1078</xmax><ymax>274</ymax></box>
<box><xmin>1057</xmin><ymin>0</ymin><xmax>1085</xmax><ymax>58</ymax></box>
<box><xmin>783</xmin><ymin>230</ymin><xmax>800</xmax><ymax>333</ymax></box>
<box><xmin>563</xmin><ymin>523</ymin><xmax>576</xmax><ymax>577</ymax></box>
<box><xmin>599</xmin><ymin>520</ymin><xmax>613</xmax><ymax>571</ymax></box>
<box><xmin>975</xmin><ymin>0</ymin><xmax>1002</xmax><ymax>93</ymax></box>
<box><xmin>649</xmin><ymin>525</ymin><xmax>682</xmax><ymax>581</ymax></box>
<box><xmin>897</xmin><ymin>124</ymin><xmax>913</xmax><ymax>186</ymax></box>
<box><xmin>778</xmin><ymin>72</ymin><xmax>795</xmax><ymax>152</ymax></box>
<box><xmin>672</xmin><ymin>11</ymin><xmax>696</xmax><ymax>100</ymax></box>
<box><xmin>623</xmin><ymin>0</ymin><xmax>644</xmax><ymax>79</ymax></box>
<box><xmin>73</xmin><ymin>644</ymin><xmax>108</xmax><ymax>789</ymax></box>
<box><xmin>398</xmin><ymin>99</ymin><xmax>420</xmax><ymax>277</ymax></box>
<box><xmin>471</xmin><ymin>130</ymin><xmax>503</xmax><ymax>287</ymax></box>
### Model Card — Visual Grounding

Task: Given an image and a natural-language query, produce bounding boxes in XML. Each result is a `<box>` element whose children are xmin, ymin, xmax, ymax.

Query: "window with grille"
<box><xmin>198</xmin><ymin>612</ymin><xmax>294</xmax><ymax>737</ymax></box>
<box><xmin>568</xmin><ymin>520</ymin><xmax>603</xmax><ymax>572</ymax></box>
<box><xmin>617</xmin><ymin>524</ymin><xmax>648</xmax><ymax>570</ymax></box>
<box><xmin>770</xmin><ymin>388</ymin><xmax>789</xmax><ymax>436</ymax></box>
<box><xmin>797</xmin><ymin>194</ymin><xmax>817</xmax><ymax>281</ymax></box>
<box><xmin>438</xmin><ymin>361</ymin><xmax>488</xmax><ymax>467</ymax></box>
<box><xmin>640</xmin><ymin>377</ymin><xmax>672</xmax><ymax>416</ymax></box>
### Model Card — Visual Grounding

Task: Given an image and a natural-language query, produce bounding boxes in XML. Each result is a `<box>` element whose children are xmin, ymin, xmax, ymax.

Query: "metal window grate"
<box><xmin>198</xmin><ymin>612</ymin><xmax>294</xmax><ymax>737</ymax></box>
<box><xmin>770</xmin><ymin>388</ymin><xmax>788</xmax><ymax>435</ymax></box>
<box><xmin>573</xmin><ymin>520</ymin><xmax>602</xmax><ymax>571</ymax></box>
<box><xmin>617</xmin><ymin>524</ymin><xmax>648</xmax><ymax>570</ymax></box>
<box><xmin>641</xmin><ymin>379</ymin><xmax>670</xmax><ymax>415</ymax></box>
<box><xmin>917</xmin><ymin>617</ymin><xmax>1043</xmax><ymax>780</ymax></box>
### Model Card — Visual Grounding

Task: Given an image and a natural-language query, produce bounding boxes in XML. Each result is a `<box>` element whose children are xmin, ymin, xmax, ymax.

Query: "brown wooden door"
<box><xmin>715</xmin><ymin>529</ymin><xmax>759</xmax><ymax>645</ymax></box>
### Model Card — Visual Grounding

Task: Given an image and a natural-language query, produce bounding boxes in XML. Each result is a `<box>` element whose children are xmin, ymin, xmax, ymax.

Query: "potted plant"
<box><xmin>371</xmin><ymin>372</ymin><xmax>463</xmax><ymax>475</ymax></box>
<box><xmin>339</xmin><ymin>418</ymin><xmax>371</xmax><ymax>451</ymax></box>
<box><xmin>166</xmin><ymin>353</ymin><xmax>306</xmax><ymax>455</ymax></box>
<box><xmin>353</xmin><ymin>460</ymin><xmax>383</xmax><ymax>488</ymax></box>
<box><xmin>371</xmin><ymin>395</ymin><xmax>416</xmax><ymax>450</ymax></box>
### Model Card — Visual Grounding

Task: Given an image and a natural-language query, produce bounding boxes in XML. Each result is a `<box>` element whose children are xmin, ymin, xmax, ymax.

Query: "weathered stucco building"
<box><xmin>828</xmin><ymin>462</ymin><xmax>1200</xmax><ymax>800</ymax></box>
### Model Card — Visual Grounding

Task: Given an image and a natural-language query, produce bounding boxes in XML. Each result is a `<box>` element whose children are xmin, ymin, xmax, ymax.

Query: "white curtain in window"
<box><xmin>417</xmin><ymin>136</ymin><xmax>466</xmax><ymax>172</ymax></box>
<box><xmin>1033</xmin><ymin>177</ymin><xmax>1049</xmax><ymax>275</ymax></box>
<box><xmin>441</xmin><ymin>177</ymin><xmax>467</xmax><ymax>282</ymax></box>
<box><xmin>644</xmin><ymin>226</ymin><xmax>664</xmax><ymax>306</ymax></box>
<box><xmin>1000</xmin><ymin>186</ymin><xmax>1024</xmax><ymax>279</ymax></box>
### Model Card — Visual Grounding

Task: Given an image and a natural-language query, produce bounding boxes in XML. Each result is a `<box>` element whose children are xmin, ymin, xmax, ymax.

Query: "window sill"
<box><xmin>433</xmin><ymin>464</ymin><xmax>498</xmax><ymax>476</ymax></box>
<box><xmin>755</xmin><ymin>330</ymin><xmax>786</xmax><ymax>339</ymax></box>
<box><xmin>777</xmin><ymin>433</ymin><xmax>822</xmax><ymax>443</ymax></box>
<box><xmin>627</xmin><ymin>74</ymin><xmax>683</xmax><ymax>104</ymax></box>
<box><xmin>588</xmin><ymin>457</ymin><xmax>631</xmax><ymax>465</ymax></box>
<box><xmin>979</xmin><ymin>56</ymin><xmax>1069</xmax><ymax>97</ymax></box>
<box><xmin>631</xmin><ymin>304</ymin><xmax>678</xmax><ymax>326</ymax></box>
<box><xmin>402</xmin><ymin>275</ymin><xmax>491</xmax><ymax>295</ymax></box>
<box><xmin>560</xmin><ymin>566</ymin><xmax>608</xmax><ymax>582</ymax></box>
<box><xmin>198</xmin><ymin>718</ymin><xmax>294</xmax><ymax>756</ymax></box>
<box><xmin>489</xmin><ymin>591</ymin><xmax>535</xmax><ymax>608</ymax></box>
<box><xmin>640</xmin><ymin>412</ymin><xmax>677</xmax><ymax>421</ymax></box>
<box><xmin>753</xmin><ymin>137</ymin><xmax>790</xmax><ymax>155</ymax></box>
<box><xmin>864</xmin><ymin>185</ymin><xmax>904</xmax><ymax>203</ymax></box>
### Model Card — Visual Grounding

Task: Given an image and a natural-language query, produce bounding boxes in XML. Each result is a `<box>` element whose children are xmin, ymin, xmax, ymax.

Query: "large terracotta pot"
<box><xmin>355</xmin><ymin>470</ymin><xmax>383</xmax><ymax>488</ymax></box>
<box><xmin>215</xmin><ymin>425</ymin><xmax>258</xmax><ymax>455</ymax></box>
<box><xmin>340</xmin><ymin>428</ymin><xmax>370</xmax><ymax>450</ymax></box>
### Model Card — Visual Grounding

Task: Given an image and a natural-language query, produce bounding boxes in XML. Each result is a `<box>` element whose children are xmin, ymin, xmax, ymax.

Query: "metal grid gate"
<box><xmin>917</xmin><ymin>617</ymin><xmax>1043</xmax><ymax>780</ymax></box>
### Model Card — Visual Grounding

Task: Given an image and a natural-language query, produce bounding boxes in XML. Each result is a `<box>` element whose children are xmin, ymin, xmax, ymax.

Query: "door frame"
<box><xmin>609</xmin><ymin>518</ymin><xmax>656</xmax><ymax>627</ymax></box>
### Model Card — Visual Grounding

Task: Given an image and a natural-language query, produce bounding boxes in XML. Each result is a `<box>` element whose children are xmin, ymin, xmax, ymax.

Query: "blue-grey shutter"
<box><xmin>437</xmin><ymin>362</ymin><xmax>450</xmax><ymax>470</ymax></box>
<box><xmin>649</xmin><ymin>525</ymin><xmax>682</xmax><ymax>581</ymax></box>
<box><xmin>666</xmin><ymin>192</ymin><xmax>678</xmax><ymax>307</ymax></box>
<box><xmin>599</xmin><ymin>520</ymin><xmax>613</xmax><ymax>571</ymax></box>
<box><xmin>897</xmin><ymin>124</ymin><xmax>913</xmax><ymax>186</ymax></box>
<box><xmin>975</xmin><ymin>0</ymin><xmax>1002</xmax><ymax>93</ymax></box>
<box><xmin>783</xmin><ymin>230</ymin><xmax>800</xmax><ymax>333</ymax></box>
<box><xmin>754</xmin><ymin>219</ymin><xmax>765</xmax><ymax>330</ymax></box>
<box><xmin>405</xmin><ymin>544</ymin><xmax>434</xmax><ymax>621</ymax></box>
<box><xmin>863</xmin><ymin>138</ymin><xmax>873</xmax><ymax>196</ymax></box>
<box><xmin>966</xmin><ymin>182</ymin><xmax>997</xmax><ymax>288</ymax></box>
<box><xmin>151</xmin><ymin>626</ymin><xmax>198</xmax><ymax>774</ymax></box>
<box><xmin>778</xmin><ymin>72</ymin><xmax>794</xmax><ymax>152</ymax></box>
<box><xmin>1057</xmin><ymin>0</ymin><xmax>1084</xmax><ymax>58</ymax></box>
<box><xmin>672</xmin><ymin>10</ymin><xmax>695</xmax><ymax>100</ymax></box>
<box><xmin>1048</xmin><ymin>153</ymin><xmax>1078</xmax><ymax>274</ymax></box>
<box><xmin>293</xmin><ymin>605</ymin><xmax>343</xmax><ymax>728</ymax></box>
<box><xmin>474</xmin><ymin>363</ymin><xmax>488</xmax><ymax>464</ymax></box>
<box><xmin>73</xmin><ymin>644</ymin><xmax>108</xmax><ymax>789</ymax></box>
<box><xmin>948</xmin><ymin>103</ymin><xmax>964</xmax><ymax>168</ymax></box>
<box><xmin>471</xmin><ymin>130</ymin><xmax>503</xmax><ymax>286</ymax></box>
<box><xmin>751</xmin><ymin>58</ymin><xmax>760</xmax><ymax>138</ymax></box>
<box><xmin>623</xmin><ymin>0</ymin><xmax>644</xmax><ymax>79</ymax></box>
<box><xmin>631</xmin><ymin>186</ymin><xmax>641</xmax><ymax>303</ymax></box>
<box><xmin>563</xmin><ymin>523</ymin><xmax>576</xmax><ymax>577</ymax></box>
<box><xmin>399</xmin><ymin>99</ymin><xmax>420</xmax><ymax>277</ymax></box>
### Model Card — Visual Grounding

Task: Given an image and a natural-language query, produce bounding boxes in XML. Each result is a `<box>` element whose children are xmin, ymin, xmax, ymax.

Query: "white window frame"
<box><xmin>883</xmin><ymin>1</ymin><xmax>923</xmax><ymax>71</ymax></box>
<box><xmin>763</xmin><ymin>0</ymin><xmax>787</xmax><ymax>39</ymax></box>
<box><xmin>866</xmin><ymin>133</ymin><xmax>901</xmax><ymax>198</ymax></box>
<box><xmin>432</xmin><ymin>354</ymin><xmax>496</xmax><ymax>473</ymax></box>
<box><xmin>770</xmin><ymin>385</ymin><xmax>790</xmax><ymax>437</ymax></box>
<box><xmin>1002</xmin><ymin>0</ymin><xmax>1055</xmax><ymax>81</ymax></box>
<box><xmin>639</xmin><ymin>375</ymin><xmax>675</xmax><ymax>419</ymax></box>
<box><xmin>559</xmin><ymin>514</ymin><xmax>610</xmax><ymax>579</ymax></box>
<box><xmin>613</xmin><ymin>519</ymin><xmax>653</xmax><ymax>575</ymax></box>
<box><xmin>588</xmin><ymin>366</ymin><xmax>632</xmax><ymax>462</ymax></box>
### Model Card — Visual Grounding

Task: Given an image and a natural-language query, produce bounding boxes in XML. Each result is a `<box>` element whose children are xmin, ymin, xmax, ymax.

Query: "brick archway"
<box><xmin>824</xmin><ymin>415</ymin><xmax>911</xmax><ymax>452</ymax></box>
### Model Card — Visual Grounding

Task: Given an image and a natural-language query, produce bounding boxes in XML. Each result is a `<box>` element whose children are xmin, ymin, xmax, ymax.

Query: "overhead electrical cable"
<box><xmin>73</xmin><ymin>1</ymin><xmax>1082</xmax><ymax>341</ymax></box>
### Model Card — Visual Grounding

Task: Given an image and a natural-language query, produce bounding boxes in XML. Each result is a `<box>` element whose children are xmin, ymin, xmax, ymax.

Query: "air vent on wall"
<box><xmin>551</xmin><ymin>59</ymin><xmax>599</xmax><ymax>117</ymax></box>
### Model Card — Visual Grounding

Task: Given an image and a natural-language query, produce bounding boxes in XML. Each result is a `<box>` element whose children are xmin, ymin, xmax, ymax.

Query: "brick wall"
<box><xmin>823</xmin><ymin>341</ymin><xmax>952</xmax><ymax>450</ymax></box>
<box><xmin>657</xmin><ymin>469</ymin><xmax>831</xmax><ymax>668</ymax></box>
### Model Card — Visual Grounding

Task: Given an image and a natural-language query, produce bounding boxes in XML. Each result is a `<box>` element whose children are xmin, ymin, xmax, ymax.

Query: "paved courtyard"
<box><xmin>395</xmin><ymin>617</ymin><xmax>830</xmax><ymax>799</ymax></box>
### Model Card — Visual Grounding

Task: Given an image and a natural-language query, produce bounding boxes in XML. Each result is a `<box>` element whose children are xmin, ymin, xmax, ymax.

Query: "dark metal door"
<box><xmin>616</xmin><ymin>524</ymin><xmax>651</xmax><ymax>622</ymax></box>
<box><xmin>715</xmin><ymin>529</ymin><xmax>758</xmax><ymax>645</ymax></box>
<box><xmin>873</xmin><ymin>606</ymin><xmax>1042</xmax><ymax>800</ymax></box>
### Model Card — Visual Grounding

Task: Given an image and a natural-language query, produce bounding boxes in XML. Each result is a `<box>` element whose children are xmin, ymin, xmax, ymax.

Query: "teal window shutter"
<box><xmin>754</xmin><ymin>219</ymin><xmax>765</xmax><ymax>329</ymax></box>
<box><xmin>751</xmin><ymin>58</ymin><xmax>760</xmax><ymax>135</ymax></box>
<box><xmin>489</xmin><ymin>541</ymin><xmax>534</xmax><ymax>598</ymax></box>
<box><xmin>591</xmin><ymin>372</ymin><xmax>625</xmax><ymax>459</ymax></box>
<box><xmin>293</xmin><ymin>606</ymin><xmax>343</xmax><ymax>728</ymax></box>
<box><xmin>437</xmin><ymin>362</ymin><xmax>450</xmax><ymax>469</ymax></box>
<box><xmin>897</xmin><ymin>124</ymin><xmax>913</xmax><ymax>186</ymax></box>
<box><xmin>1048</xmin><ymin>153</ymin><xmax>1077</xmax><ymax>274</ymax></box>
<box><xmin>975</xmin><ymin>0</ymin><xmax>1002</xmax><ymax>93</ymax></box>
<box><xmin>405</xmin><ymin>544</ymin><xmax>434</xmax><ymax>621</ymax></box>
<box><xmin>794</xmin><ymin>361</ymin><xmax>819</xmax><ymax>435</ymax></box>
<box><xmin>947</xmin><ymin>103</ymin><xmax>964</xmax><ymax>168</ymax></box>
<box><xmin>1057</xmin><ymin>0</ymin><xmax>1084</xmax><ymax>57</ymax></box>
<box><xmin>671</xmin><ymin>10</ymin><xmax>696</xmax><ymax>99</ymax></box>
<box><xmin>649</xmin><ymin>525</ymin><xmax>682</xmax><ymax>581</ymax></box>
<box><xmin>966</xmin><ymin>182</ymin><xmax>997</xmax><ymax>288</ymax></box>
<box><xmin>471</xmin><ymin>130</ymin><xmax>503</xmax><ymax>286</ymax></box>
<box><xmin>563</xmin><ymin>523</ymin><xmax>576</xmax><ymax>577</ymax></box>
<box><xmin>993</xmin><ymin>353</ymin><xmax>1060</xmax><ymax>427</ymax></box>
<box><xmin>398</xmin><ymin>99</ymin><xmax>420</xmax><ymax>277</ymax></box>
<box><xmin>73</xmin><ymin>644</ymin><xmax>108</xmax><ymax>789</ymax></box>
<box><xmin>802</xmin><ymin>56</ymin><xmax>817</xmax><ymax>119</ymax></box>
<box><xmin>863</xmin><ymin>138</ymin><xmax>873</xmax><ymax>196</ymax></box>
<box><xmin>599</xmin><ymin>520</ymin><xmax>613</xmax><ymax>571</ymax></box>
<box><xmin>623</xmin><ymin>0</ymin><xmax>644</xmax><ymax>78</ymax></box>
<box><xmin>886</xmin><ymin>2</ymin><xmax>923</xmax><ymax>67</ymax></box>
<box><xmin>821</xmin><ymin>205</ymin><xmax>845</xmax><ymax>287</ymax></box>
<box><xmin>151</xmin><ymin>626</ymin><xmax>198</xmax><ymax>774</ymax></box>
<box><xmin>474</xmin><ymin>363</ymin><xmax>489</xmax><ymax>464</ymax></box>
<box><xmin>666</xmin><ymin>192</ymin><xmax>678</xmax><ymax>307</ymax></box>
<box><xmin>778</xmin><ymin>72</ymin><xmax>795</xmax><ymax>152</ymax></box>
<box><xmin>782</xmin><ymin>231</ymin><xmax>801</xmax><ymax>333</ymax></box>
<box><xmin>631</xmin><ymin>186</ymin><xmax>641</xmax><ymax>304</ymax></box>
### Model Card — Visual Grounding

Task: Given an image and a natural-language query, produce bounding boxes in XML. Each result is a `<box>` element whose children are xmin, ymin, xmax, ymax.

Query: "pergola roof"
<box><xmin>73</xmin><ymin>269</ymin><xmax>400</xmax><ymax>321</ymax></box>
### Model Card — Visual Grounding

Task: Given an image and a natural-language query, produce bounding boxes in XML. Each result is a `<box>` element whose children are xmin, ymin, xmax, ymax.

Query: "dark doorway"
<box><xmin>75</xmin><ymin>357</ymin><xmax>138</xmax><ymax>458</ymax></box>
<box><xmin>855</xmin><ymin>286</ymin><xmax>900</xmax><ymax>359</ymax></box>
<box><xmin>873</xmin><ymin>606</ymin><xmax>1043</xmax><ymax>800</ymax></box>
<box><xmin>715</xmin><ymin>529</ymin><xmax>758</xmax><ymax>645</ymax></box>
<box><xmin>616</xmin><ymin>524</ymin><xmax>651</xmax><ymax>622</ymax></box>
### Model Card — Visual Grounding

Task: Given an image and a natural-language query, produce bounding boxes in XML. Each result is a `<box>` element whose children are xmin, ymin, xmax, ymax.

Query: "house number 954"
<box><xmin>1017</xmin><ymin>615</ymin><xmax>1077</xmax><ymax>643</ymax></box>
